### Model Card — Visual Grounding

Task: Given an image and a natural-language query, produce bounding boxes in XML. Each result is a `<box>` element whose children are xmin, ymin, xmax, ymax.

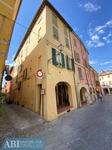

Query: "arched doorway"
<box><xmin>103</xmin><ymin>88</ymin><xmax>109</xmax><ymax>95</ymax></box>
<box><xmin>55</xmin><ymin>82</ymin><xmax>70</xmax><ymax>113</ymax></box>
<box><xmin>80</xmin><ymin>87</ymin><xmax>87</xmax><ymax>106</ymax></box>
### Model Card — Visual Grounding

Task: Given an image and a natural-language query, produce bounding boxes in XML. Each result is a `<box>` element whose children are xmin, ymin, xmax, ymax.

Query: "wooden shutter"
<box><xmin>66</xmin><ymin>55</ymin><xmax>69</xmax><ymax>69</ymax></box>
<box><xmin>71</xmin><ymin>59</ymin><xmax>75</xmax><ymax>71</ymax></box>
<box><xmin>61</xmin><ymin>53</ymin><xmax>65</xmax><ymax>68</ymax></box>
<box><xmin>23</xmin><ymin>68</ymin><xmax>27</xmax><ymax>79</ymax></box>
<box><xmin>52</xmin><ymin>48</ymin><xmax>57</xmax><ymax>65</ymax></box>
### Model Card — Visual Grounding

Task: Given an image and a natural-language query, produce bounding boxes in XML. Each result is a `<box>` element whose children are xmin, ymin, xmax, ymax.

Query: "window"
<box><xmin>52</xmin><ymin>13</ymin><xmax>59</xmax><ymax>41</ymax></box>
<box><xmin>23</xmin><ymin>68</ymin><xmax>27</xmax><ymax>80</ymax></box>
<box><xmin>74</xmin><ymin>52</ymin><xmax>80</xmax><ymax>63</ymax></box>
<box><xmin>53</xmin><ymin>26</ymin><xmax>59</xmax><ymax>40</ymax></box>
<box><xmin>64</xmin><ymin>26</ymin><xmax>70</xmax><ymax>48</ymax></box>
<box><xmin>38</xmin><ymin>27</ymin><xmax>41</xmax><ymax>41</ymax></box>
<box><xmin>83</xmin><ymin>59</ymin><xmax>88</xmax><ymax>67</ymax></box>
<box><xmin>74</xmin><ymin>38</ymin><xmax>77</xmax><ymax>47</ymax></box>
<box><xmin>52</xmin><ymin>13</ymin><xmax>58</xmax><ymax>27</ymax></box>
<box><xmin>109</xmin><ymin>81</ymin><xmax>112</xmax><ymax>85</ymax></box>
<box><xmin>56</xmin><ymin>53</ymin><xmax>62</xmax><ymax>65</ymax></box>
<box><xmin>102</xmin><ymin>82</ymin><xmax>105</xmax><ymax>86</ymax></box>
<box><xmin>52</xmin><ymin>48</ymin><xmax>65</xmax><ymax>68</ymax></box>
<box><xmin>65</xmin><ymin>37</ymin><xmax>70</xmax><ymax>48</ymax></box>
<box><xmin>38</xmin><ymin>17</ymin><xmax>42</xmax><ymax>24</ymax></box>
<box><xmin>68</xmin><ymin>57</ymin><xmax>72</xmax><ymax>69</ymax></box>
<box><xmin>64</xmin><ymin>26</ymin><xmax>68</xmax><ymax>37</ymax></box>
<box><xmin>66</xmin><ymin>56</ymin><xmax>74</xmax><ymax>70</ymax></box>
<box><xmin>78</xmin><ymin>68</ymin><xmax>83</xmax><ymax>79</ymax></box>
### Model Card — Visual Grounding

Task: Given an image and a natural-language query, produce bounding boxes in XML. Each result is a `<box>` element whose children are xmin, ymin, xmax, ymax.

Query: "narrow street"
<box><xmin>0</xmin><ymin>95</ymin><xmax>112</xmax><ymax>150</ymax></box>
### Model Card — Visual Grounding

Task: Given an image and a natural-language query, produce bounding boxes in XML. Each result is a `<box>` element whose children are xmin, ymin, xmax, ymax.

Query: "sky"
<box><xmin>6</xmin><ymin>0</ymin><xmax>112</xmax><ymax>73</ymax></box>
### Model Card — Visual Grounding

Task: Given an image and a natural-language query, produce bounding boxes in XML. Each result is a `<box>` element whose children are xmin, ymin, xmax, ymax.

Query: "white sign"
<box><xmin>37</xmin><ymin>69</ymin><xmax>43</xmax><ymax>79</ymax></box>
<box><xmin>41</xmin><ymin>89</ymin><xmax>45</xmax><ymax>95</ymax></box>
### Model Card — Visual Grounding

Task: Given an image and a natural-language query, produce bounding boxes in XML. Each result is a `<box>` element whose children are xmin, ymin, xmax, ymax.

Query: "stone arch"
<box><xmin>55</xmin><ymin>81</ymin><xmax>72</xmax><ymax>113</ymax></box>
<box><xmin>80</xmin><ymin>87</ymin><xmax>88</xmax><ymax>105</ymax></box>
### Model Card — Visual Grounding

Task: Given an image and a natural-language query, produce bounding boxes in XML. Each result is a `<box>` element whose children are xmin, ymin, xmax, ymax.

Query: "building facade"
<box><xmin>99</xmin><ymin>71</ymin><xmax>112</xmax><ymax>95</ymax></box>
<box><xmin>71</xmin><ymin>33</ymin><xmax>100</xmax><ymax>107</ymax></box>
<box><xmin>11</xmin><ymin>1</ymin><xmax>99</xmax><ymax>121</ymax></box>
<box><xmin>0</xmin><ymin>0</ymin><xmax>22</xmax><ymax>90</ymax></box>
<box><xmin>5</xmin><ymin>66</ymin><xmax>13</xmax><ymax>103</ymax></box>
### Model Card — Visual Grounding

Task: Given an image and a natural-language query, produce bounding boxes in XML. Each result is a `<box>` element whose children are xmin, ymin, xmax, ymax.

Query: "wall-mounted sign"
<box><xmin>41</xmin><ymin>89</ymin><xmax>45</xmax><ymax>95</ymax></box>
<box><xmin>37</xmin><ymin>69</ymin><xmax>43</xmax><ymax>79</ymax></box>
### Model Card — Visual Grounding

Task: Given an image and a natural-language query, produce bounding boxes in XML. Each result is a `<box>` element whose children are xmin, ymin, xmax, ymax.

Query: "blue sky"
<box><xmin>6</xmin><ymin>0</ymin><xmax>112</xmax><ymax>72</ymax></box>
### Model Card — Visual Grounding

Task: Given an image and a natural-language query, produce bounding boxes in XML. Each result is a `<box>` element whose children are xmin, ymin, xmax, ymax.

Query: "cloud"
<box><xmin>89</xmin><ymin>60</ymin><xmax>98</xmax><ymax>65</ymax></box>
<box><xmin>86</xmin><ymin>34</ymin><xmax>105</xmax><ymax>48</ymax></box>
<box><xmin>100</xmin><ymin>60</ymin><xmax>112</xmax><ymax>66</ymax></box>
<box><xmin>96</xmin><ymin>42</ymin><xmax>105</xmax><ymax>47</ymax></box>
<box><xmin>87</xmin><ymin>19</ymin><xmax>112</xmax><ymax>48</ymax></box>
<box><xmin>79</xmin><ymin>2</ymin><xmax>101</xmax><ymax>12</ymax></box>
<box><xmin>106</xmin><ymin>20</ymin><xmax>112</xmax><ymax>27</ymax></box>
<box><xmin>5</xmin><ymin>59</ymin><xmax>14</xmax><ymax>67</ymax></box>
<box><xmin>98</xmin><ymin>30</ymin><xmax>105</xmax><ymax>34</ymax></box>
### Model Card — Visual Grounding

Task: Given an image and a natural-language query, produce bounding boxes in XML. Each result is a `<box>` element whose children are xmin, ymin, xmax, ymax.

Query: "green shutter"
<box><xmin>71</xmin><ymin>59</ymin><xmax>75</xmax><ymax>71</ymax></box>
<box><xmin>52</xmin><ymin>48</ymin><xmax>57</xmax><ymax>65</ymax></box>
<box><xmin>66</xmin><ymin>55</ymin><xmax>69</xmax><ymax>69</ymax></box>
<box><xmin>61</xmin><ymin>53</ymin><xmax>65</xmax><ymax>68</ymax></box>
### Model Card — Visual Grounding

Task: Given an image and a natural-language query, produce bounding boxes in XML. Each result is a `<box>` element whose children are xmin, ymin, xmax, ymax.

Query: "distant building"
<box><xmin>99</xmin><ymin>71</ymin><xmax>112</xmax><ymax>95</ymax></box>
<box><xmin>11</xmin><ymin>1</ymin><xmax>99</xmax><ymax>121</ymax></box>
<box><xmin>5</xmin><ymin>67</ymin><xmax>14</xmax><ymax>103</ymax></box>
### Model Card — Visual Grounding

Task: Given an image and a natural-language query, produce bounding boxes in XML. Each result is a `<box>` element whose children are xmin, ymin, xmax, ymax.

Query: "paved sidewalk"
<box><xmin>0</xmin><ymin>104</ymin><xmax>46</xmax><ymax>146</ymax></box>
<box><xmin>4</xmin><ymin>104</ymin><xmax>44</xmax><ymax>130</ymax></box>
<box><xmin>0</xmin><ymin>95</ymin><xmax>112</xmax><ymax>150</ymax></box>
<box><xmin>38</xmin><ymin>95</ymin><xmax>112</xmax><ymax>150</ymax></box>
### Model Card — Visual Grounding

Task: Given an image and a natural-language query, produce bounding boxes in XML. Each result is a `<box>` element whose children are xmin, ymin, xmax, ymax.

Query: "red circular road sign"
<box><xmin>37</xmin><ymin>69</ymin><xmax>43</xmax><ymax>79</ymax></box>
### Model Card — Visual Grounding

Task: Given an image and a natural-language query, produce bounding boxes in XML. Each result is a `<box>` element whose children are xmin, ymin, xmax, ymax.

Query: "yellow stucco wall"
<box><xmin>0</xmin><ymin>0</ymin><xmax>21</xmax><ymax>86</ymax></box>
<box><xmin>12</xmin><ymin>6</ymin><xmax>78</xmax><ymax>121</ymax></box>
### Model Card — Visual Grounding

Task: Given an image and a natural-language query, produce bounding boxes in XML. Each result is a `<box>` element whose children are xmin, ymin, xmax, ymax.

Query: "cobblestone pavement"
<box><xmin>0</xmin><ymin>95</ymin><xmax>112</xmax><ymax>150</ymax></box>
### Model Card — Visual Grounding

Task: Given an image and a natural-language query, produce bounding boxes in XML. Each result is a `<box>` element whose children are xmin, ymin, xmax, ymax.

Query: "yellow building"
<box><xmin>12</xmin><ymin>1</ymin><xmax>98</xmax><ymax>121</ymax></box>
<box><xmin>0</xmin><ymin>0</ymin><xmax>22</xmax><ymax>88</ymax></box>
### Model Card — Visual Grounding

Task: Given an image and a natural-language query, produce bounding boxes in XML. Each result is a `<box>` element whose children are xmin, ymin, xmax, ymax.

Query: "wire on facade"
<box><xmin>0</xmin><ymin>13</ymin><xmax>39</xmax><ymax>37</ymax></box>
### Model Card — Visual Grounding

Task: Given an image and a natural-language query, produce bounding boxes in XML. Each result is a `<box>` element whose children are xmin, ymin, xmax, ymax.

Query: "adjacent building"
<box><xmin>0</xmin><ymin>0</ymin><xmax>22</xmax><ymax>90</ymax></box>
<box><xmin>71</xmin><ymin>33</ymin><xmax>100</xmax><ymax>107</ymax></box>
<box><xmin>11</xmin><ymin>1</ymin><xmax>99</xmax><ymax>121</ymax></box>
<box><xmin>5</xmin><ymin>66</ymin><xmax>14</xmax><ymax>103</ymax></box>
<box><xmin>99</xmin><ymin>71</ymin><xmax>112</xmax><ymax>95</ymax></box>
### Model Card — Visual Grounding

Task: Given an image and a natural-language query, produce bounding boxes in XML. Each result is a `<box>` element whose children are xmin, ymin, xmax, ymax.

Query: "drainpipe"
<box><xmin>69</xmin><ymin>31</ymin><xmax>80</xmax><ymax>108</ymax></box>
